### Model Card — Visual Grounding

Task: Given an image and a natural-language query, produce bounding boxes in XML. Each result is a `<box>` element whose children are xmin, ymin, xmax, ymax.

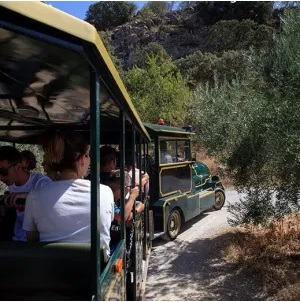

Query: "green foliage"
<box><xmin>207</xmin><ymin>19</ymin><xmax>274</xmax><ymax>52</ymax></box>
<box><xmin>178</xmin><ymin>2</ymin><xmax>197</xmax><ymax>10</ymax></box>
<box><xmin>189</xmin><ymin>7</ymin><xmax>300</xmax><ymax>225</ymax></box>
<box><xmin>195</xmin><ymin>1</ymin><xmax>274</xmax><ymax>25</ymax></box>
<box><xmin>143</xmin><ymin>1</ymin><xmax>168</xmax><ymax>16</ymax></box>
<box><xmin>137</xmin><ymin>5</ymin><xmax>155</xmax><ymax>21</ymax></box>
<box><xmin>228</xmin><ymin>188</ymin><xmax>275</xmax><ymax>226</ymax></box>
<box><xmin>125</xmin><ymin>55</ymin><xmax>190</xmax><ymax>125</ymax></box>
<box><xmin>98</xmin><ymin>30</ymin><xmax>124</xmax><ymax>75</ymax></box>
<box><xmin>175</xmin><ymin>50</ymin><xmax>251</xmax><ymax>88</ymax></box>
<box><xmin>85</xmin><ymin>1</ymin><xmax>137</xmax><ymax>31</ymax></box>
<box><xmin>130</xmin><ymin>42</ymin><xmax>170</xmax><ymax>69</ymax></box>
<box><xmin>188</xmin><ymin>67</ymin><xmax>265</xmax><ymax>163</ymax></box>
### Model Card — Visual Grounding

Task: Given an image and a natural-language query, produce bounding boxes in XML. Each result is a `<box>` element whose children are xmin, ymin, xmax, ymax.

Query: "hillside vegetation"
<box><xmin>84</xmin><ymin>1</ymin><xmax>300</xmax><ymax>227</ymax></box>
<box><xmin>83</xmin><ymin>2</ymin><xmax>300</xmax><ymax>298</ymax></box>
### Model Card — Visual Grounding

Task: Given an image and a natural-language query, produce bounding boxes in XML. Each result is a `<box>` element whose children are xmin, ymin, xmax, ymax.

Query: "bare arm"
<box><xmin>115</xmin><ymin>186</ymin><xmax>139</xmax><ymax>221</ymax></box>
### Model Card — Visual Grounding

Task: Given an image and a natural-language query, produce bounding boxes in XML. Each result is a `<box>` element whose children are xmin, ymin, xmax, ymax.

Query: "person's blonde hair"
<box><xmin>41</xmin><ymin>131</ymin><xmax>89</xmax><ymax>172</ymax></box>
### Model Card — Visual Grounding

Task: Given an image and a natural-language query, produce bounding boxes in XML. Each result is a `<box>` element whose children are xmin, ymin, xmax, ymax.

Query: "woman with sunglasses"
<box><xmin>0</xmin><ymin>146</ymin><xmax>52</xmax><ymax>241</ymax></box>
<box><xmin>23</xmin><ymin>132</ymin><xmax>114</xmax><ymax>255</ymax></box>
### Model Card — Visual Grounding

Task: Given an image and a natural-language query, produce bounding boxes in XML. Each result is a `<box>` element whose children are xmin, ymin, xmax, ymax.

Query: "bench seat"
<box><xmin>0</xmin><ymin>241</ymin><xmax>91</xmax><ymax>300</ymax></box>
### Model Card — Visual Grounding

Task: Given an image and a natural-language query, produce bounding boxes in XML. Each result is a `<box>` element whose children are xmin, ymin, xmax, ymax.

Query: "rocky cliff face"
<box><xmin>109</xmin><ymin>7</ymin><xmax>209</xmax><ymax>68</ymax></box>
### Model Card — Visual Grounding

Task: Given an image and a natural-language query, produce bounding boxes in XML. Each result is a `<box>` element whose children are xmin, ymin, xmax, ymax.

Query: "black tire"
<box><xmin>162</xmin><ymin>209</ymin><xmax>181</xmax><ymax>241</ymax></box>
<box><xmin>213</xmin><ymin>189</ymin><xmax>225</xmax><ymax>210</ymax></box>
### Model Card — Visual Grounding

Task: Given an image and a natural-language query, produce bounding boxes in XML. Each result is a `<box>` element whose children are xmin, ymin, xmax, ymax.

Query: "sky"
<box><xmin>48</xmin><ymin>1</ymin><xmax>146</xmax><ymax>20</ymax></box>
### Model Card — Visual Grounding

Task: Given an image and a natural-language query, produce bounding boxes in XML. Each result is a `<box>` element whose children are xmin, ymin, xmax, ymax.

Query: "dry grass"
<box><xmin>222</xmin><ymin>213</ymin><xmax>300</xmax><ymax>300</ymax></box>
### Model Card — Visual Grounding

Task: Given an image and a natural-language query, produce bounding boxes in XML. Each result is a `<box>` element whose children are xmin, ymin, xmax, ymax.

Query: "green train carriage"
<box><xmin>144</xmin><ymin>122</ymin><xmax>226</xmax><ymax>240</ymax></box>
<box><xmin>0</xmin><ymin>2</ymin><xmax>151</xmax><ymax>300</ymax></box>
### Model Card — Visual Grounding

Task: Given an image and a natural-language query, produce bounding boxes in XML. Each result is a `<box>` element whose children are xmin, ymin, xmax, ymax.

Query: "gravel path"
<box><xmin>144</xmin><ymin>190</ymin><xmax>266</xmax><ymax>301</ymax></box>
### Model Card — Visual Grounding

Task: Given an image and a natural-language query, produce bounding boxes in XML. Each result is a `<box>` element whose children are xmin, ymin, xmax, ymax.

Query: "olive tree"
<box><xmin>189</xmin><ymin>7</ymin><xmax>300</xmax><ymax>225</ymax></box>
<box><xmin>125</xmin><ymin>54</ymin><xmax>190</xmax><ymax>125</ymax></box>
<box><xmin>85</xmin><ymin>2</ymin><xmax>137</xmax><ymax>31</ymax></box>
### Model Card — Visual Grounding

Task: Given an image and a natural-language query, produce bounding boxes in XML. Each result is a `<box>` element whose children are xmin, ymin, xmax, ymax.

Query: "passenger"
<box><xmin>41</xmin><ymin>155</ymin><xmax>58</xmax><ymax>180</ymax></box>
<box><xmin>160</xmin><ymin>141</ymin><xmax>173</xmax><ymax>164</ymax></box>
<box><xmin>0</xmin><ymin>146</ymin><xmax>52</xmax><ymax>241</ymax></box>
<box><xmin>100</xmin><ymin>146</ymin><xmax>117</xmax><ymax>184</ymax></box>
<box><xmin>20</xmin><ymin>150</ymin><xmax>37</xmax><ymax>171</ymax></box>
<box><xmin>125</xmin><ymin>153</ymin><xmax>150</xmax><ymax>195</ymax></box>
<box><xmin>23</xmin><ymin>132</ymin><xmax>114</xmax><ymax>256</ymax></box>
<box><xmin>106</xmin><ymin>169</ymin><xmax>143</xmax><ymax>253</ymax></box>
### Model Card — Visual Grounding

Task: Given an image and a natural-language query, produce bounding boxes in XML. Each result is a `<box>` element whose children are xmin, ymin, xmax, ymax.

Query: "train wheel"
<box><xmin>162</xmin><ymin>209</ymin><xmax>181</xmax><ymax>241</ymax></box>
<box><xmin>213</xmin><ymin>189</ymin><xmax>225</xmax><ymax>210</ymax></box>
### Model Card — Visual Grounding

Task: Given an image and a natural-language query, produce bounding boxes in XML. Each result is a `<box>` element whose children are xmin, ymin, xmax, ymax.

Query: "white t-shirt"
<box><xmin>23</xmin><ymin>179</ymin><xmax>114</xmax><ymax>252</ymax></box>
<box><xmin>160</xmin><ymin>151</ymin><xmax>173</xmax><ymax>163</ymax></box>
<box><xmin>9</xmin><ymin>173</ymin><xmax>52</xmax><ymax>241</ymax></box>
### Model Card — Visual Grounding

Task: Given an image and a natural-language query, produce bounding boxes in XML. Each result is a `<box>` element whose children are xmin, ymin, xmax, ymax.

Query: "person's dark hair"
<box><xmin>100</xmin><ymin>146</ymin><xmax>116</xmax><ymax>166</ymax></box>
<box><xmin>160</xmin><ymin>140</ymin><xmax>168</xmax><ymax>150</ymax></box>
<box><xmin>0</xmin><ymin>146</ymin><xmax>22</xmax><ymax>164</ymax></box>
<box><xmin>21</xmin><ymin>150</ymin><xmax>37</xmax><ymax>170</ymax></box>
<box><xmin>41</xmin><ymin>131</ymin><xmax>89</xmax><ymax>172</ymax></box>
<box><xmin>125</xmin><ymin>151</ymin><xmax>136</xmax><ymax>167</ymax></box>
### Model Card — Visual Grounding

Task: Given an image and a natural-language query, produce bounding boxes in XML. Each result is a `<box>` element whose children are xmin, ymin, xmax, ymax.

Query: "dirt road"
<box><xmin>144</xmin><ymin>190</ymin><xmax>264</xmax><ymax>301</ymax></box>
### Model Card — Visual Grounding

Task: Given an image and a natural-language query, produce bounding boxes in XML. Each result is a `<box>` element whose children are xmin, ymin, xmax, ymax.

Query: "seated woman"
<box><xmin>106</xmin><ymin>170</ymin><xmax>144</xmax><ymax>253</ymax></box>
<box><xmin>23</xmin><ymin>131</ymin><xmax>114</xmax><ymax>255</ymax></box>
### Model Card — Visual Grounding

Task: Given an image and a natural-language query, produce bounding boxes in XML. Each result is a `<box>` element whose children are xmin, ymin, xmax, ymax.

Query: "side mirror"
<box><xmin>191</xmin><ymin>151</ymin><xmax>196</xmax><ymax>161</ymax></box>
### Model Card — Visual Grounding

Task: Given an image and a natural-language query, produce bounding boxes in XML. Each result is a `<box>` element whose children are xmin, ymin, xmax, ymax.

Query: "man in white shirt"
<box><xmin>0</xmin><ymin>146</ymin><xmax>52</xmax><ymax>241</ymax></box>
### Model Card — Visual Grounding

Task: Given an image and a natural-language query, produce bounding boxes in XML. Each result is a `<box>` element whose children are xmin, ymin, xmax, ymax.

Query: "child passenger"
<box><xmin>106</xmin><ymin>169</ymin><xmax>144</xmax><ymax>254</ymax></box>
<box><xmin>23</xmin><ymin>131</ymin><xmax>114</xmax><ymax>255</ymax></box>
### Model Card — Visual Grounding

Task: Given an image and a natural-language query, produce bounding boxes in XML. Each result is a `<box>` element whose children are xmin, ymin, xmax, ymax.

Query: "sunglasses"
<box><xmin>0</xmin><ymin>161</ymin><xmax>20</xmax><ymax>176</ymax></box>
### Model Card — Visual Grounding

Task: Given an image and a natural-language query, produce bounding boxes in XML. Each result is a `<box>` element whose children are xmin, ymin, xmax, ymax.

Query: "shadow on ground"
<box><xmin>152</xmin><ymin>209</ymin><xmax>225</xmax><ymax>248</ymax></box>
<box><xmin>145</xmin><ymin>227</ymin><xmax>266</xmax><ymax>301</ymax></box>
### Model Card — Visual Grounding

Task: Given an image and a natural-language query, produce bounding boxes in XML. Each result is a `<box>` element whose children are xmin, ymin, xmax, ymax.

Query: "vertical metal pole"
<box><xmin>143</xmin><ymin>142</ymin><xmax>146</xmax><ymax>174</ymax></box>
<box><xmin>119</xmin><ymin>111</ymin><xmax>125</xmax><ymax>241</ymax></box>
<box><xmin>90</xmin><ymin>70</ymin><xmax>101</xmax><ymax>300</ymax></box>
<box><xmin>154</xmin><ymin>137</ymin><xmax>160</xmax><ymax>201</ymax></box>
<box><xmin>138</xmin><ymin>136</ymin><xmax>142</xmax><ymax>199</ymax></box>
<box><xmin>131</xmin><ymin>127</ymin><xmax>136</xmax><ymax>187</ymax></box>
<box><xmin>142</xmin><ymin>139</ymin><xmax>148</xmax><ymax>260</ymax></box>
<box><xmin>131</xmin><ymin>127</ymin><xmax>136</xmax><ymax>301</ymax></box>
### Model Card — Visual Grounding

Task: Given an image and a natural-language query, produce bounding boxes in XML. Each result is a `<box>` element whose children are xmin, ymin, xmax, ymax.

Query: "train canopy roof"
<box><xmin>144</xmin><ymin>123</ymin><xmax>195</xmax><ymax>138</ymax></box>
<box><xmin>0</xmin><ymin>2</ymin><xmax>150</xmax><ymax>143</ymax></box>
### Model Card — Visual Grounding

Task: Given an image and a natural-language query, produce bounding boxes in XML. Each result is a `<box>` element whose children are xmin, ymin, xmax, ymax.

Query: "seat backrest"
<box><xmin>0</xmin><ymin>241</ymin><xmax>91</xmax><ymax>300</ymax></box>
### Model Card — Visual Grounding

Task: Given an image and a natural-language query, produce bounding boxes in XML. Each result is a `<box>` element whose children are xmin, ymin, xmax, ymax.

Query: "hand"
<box><xmin>141</xmin><ymin>173</ymin><xmax>149</xmax><ymax>186</ymax></box>
<box><xmin>129</xmin><ymin>186</ymin><xmax>139</xmax><ymax>200</ymax></box>
<box><xmin>3</xmin><ymin>192</ymin><xmax>28</xmax><ymax>208</ymax></box>
<box><xmin>136</xmin><ymin>202</ymin><xmax>145</xmax><ymax>213</ymax></box>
